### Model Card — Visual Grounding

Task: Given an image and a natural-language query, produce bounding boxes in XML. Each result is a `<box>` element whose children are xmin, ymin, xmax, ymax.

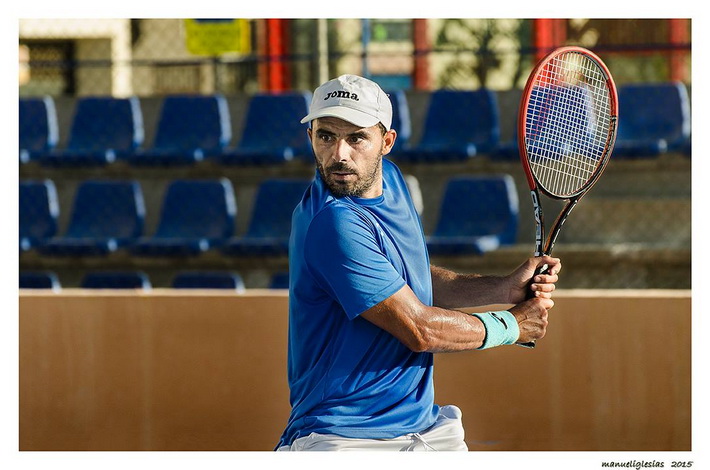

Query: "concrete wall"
<box><xmin>19</xmin><ymin>289</ymin><xmax>691</xmax><ymax>451</ymax></box>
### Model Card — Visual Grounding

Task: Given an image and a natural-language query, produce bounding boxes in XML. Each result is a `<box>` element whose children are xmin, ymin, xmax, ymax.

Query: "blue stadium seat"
<box><xmin>81</xmin><ymin>271</ymin><xmax>151</xmax><ymax>289</ymax></box>
<box><xmin>20</xmin><ymin>180</ymin><xmax>59</xmax><ymax>252</ymax></box>
<box><xmin>130</xmin><ymin>179</ymin><xmax>236</xmax><ymax>256</ymax></box>
<box><xmin>128</xmin><ymin>94</ymin><xmax>231</xmax><ymax>165</ymax></box>
<box><xmin>20</xmin><ymin>271</ymin><xmax>61</xmax><ymax>290</ymax></box>
<box><xmin>269</xmin><ymin>271</ymin><xmax>289</xmax><ymax>289</ymax></box>
<box><xmin>39</xmin><ymin>180</ymin><xmax>145</xmax><ymax>256</ymax></box>
<box><xmin>490</xmin><ymin>89</ymin><xmax>523</xmax><ymax>161</ymax></box>
<box><xmin>387</xmin><ymin>89</ymin><xmax>412</xmax><ymax>154</ymax></box>
<box><xmin>39</xmin><ymin>96</ymin><xmax>143</xmax><ymax>167</ymax></box>
<box><xmin>20</xmin><ymin>96</ymin><xmax>58</xmax><ymax>164</ymax></box>
<box><xmin>494</xmin><ymin>85</ymin><xmax>609</xmax><ymax>162</ymax></box>
<box><xmin>426</xmin><ymin>175</ymin><xmax>519</xmax><ymax>255</ymax></box>
<box><xmin>524</xmin><ymin>84</ymin><xmax>607</xmax><ymax>162</ymax></box>
<box><xmin>218</xmin><ymin>92</ymin><xmax>312</xmax><ymax>165</ymax></box>
<box><xmin>682</xmin><ymin>137</ymin><xmax>691</xmax><ymax>158</ymax></box>
<box><xmin>394</xmin><ymin>89</ymin><xmax>500</xmax><ymax>162</ymax></box>
<box><xmin>172</xmin><ymin>271</ymin><xmax>245</xmax><ymax>292</ymax></box>
<box><xmin>614</xmin><ymin>82</ymin><xmax>691</xmax><ymax>158</ymax></box>
<box><xmin>222</xmin><ymin>178</ymin><xmax>311</xmax><ymax>256</ymax></box>
<box><xmin>491</xmin><ymin>126</ymin><xmax>520</xmax><ymax>161</ymax></box>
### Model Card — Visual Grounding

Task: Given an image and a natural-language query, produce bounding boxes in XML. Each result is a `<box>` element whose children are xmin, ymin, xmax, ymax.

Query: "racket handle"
<box><xmin>517</xmin><ymin>263</ymin><xmax>550</xmax><ymax>349</ymax></box>
<box><xmin>525</xmin><ymin>263</ymin><xmax>549</xmax><ymax>299</ymax></box>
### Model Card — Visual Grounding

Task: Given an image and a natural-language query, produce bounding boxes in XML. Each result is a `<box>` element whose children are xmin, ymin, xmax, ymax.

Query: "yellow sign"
<box><xmin>185</xmin><ymin>19</ymin><xmax>251</xmax><ymax>56</ymax></box>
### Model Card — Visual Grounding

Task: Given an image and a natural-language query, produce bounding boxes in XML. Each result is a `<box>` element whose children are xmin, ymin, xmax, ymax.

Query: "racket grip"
<box><xmin>518</xmin><ymin>263</ymin><xmax>550</xmax><ymax>349</ymax></box>
<box><xmin>525</xmin><ymin>263</ymin><xmax>549</xmax><ymax>300</ymax></box>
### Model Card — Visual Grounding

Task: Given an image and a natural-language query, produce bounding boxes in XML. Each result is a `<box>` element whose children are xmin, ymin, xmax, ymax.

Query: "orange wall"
<box><xmin>19</xmin><ymin>289</ymin><xmax>691</xmax><ymax>451</ymax></box>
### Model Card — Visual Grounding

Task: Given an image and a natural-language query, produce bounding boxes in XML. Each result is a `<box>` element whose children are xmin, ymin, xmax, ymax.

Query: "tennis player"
<box><xmin>276</xmin><ymin>74</ymin><xmax>562</xmax><ymax>451</ymax></box>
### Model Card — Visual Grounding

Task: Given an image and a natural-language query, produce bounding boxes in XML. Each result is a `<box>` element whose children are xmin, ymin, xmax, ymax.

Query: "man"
<box><xmin>276</xmin><ymin>74</ymin><xmax>561</xmax><ymax>451</ymax></box>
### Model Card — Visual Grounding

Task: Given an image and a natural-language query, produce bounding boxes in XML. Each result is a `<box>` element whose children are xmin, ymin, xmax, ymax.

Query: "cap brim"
<box><xmin>300</xmin><ymin>106</ymin><xmax>383</xmax><ymax>129</ymax></box>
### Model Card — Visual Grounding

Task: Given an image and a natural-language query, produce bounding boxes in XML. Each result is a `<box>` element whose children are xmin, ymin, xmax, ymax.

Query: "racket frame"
<box><xmin>519</xmin><ymin>45</ymin><xmax>619</xmax><ymax>258</ymax></box>
<box><xmin>516</xmin><ymin>46</ymin><xmax>618</xmax><ymax>347</ymax></box>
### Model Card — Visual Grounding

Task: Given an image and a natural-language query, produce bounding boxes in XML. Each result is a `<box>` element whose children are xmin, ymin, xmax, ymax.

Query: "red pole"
<box><xmin>412</xmin><ymin>19</ymin><xmax>430</xmax><ymax>90</ymax></box>
<box><xmin>266</xmin><ymin>19</ymin><xmax>289</xmax><ymax>92</ymax></box>
<box><xmin>257</xmin><ymin>19</ymin><xmax>269</xmax><ymax>91</ymax></box>
<box><xmin>668</xmin><ymin>18</ymin><xmax>689</xmax><ymax>82</ymax></box>
<box><xmin>533</xmin><ymin>19</ymin><xmax>567</xmax><ymax>61</ymax></box>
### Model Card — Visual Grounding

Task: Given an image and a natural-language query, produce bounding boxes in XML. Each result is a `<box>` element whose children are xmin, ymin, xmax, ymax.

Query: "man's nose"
<box><xmin>332</xmin><ymin>139</ymin><xmax>352</xmax><ymax>163</ymax></box>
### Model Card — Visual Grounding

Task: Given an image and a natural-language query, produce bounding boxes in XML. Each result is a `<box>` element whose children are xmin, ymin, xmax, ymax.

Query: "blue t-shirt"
<box><xmin>277</xmin><ymin>159</ymin><xmax>439</xmax><ymax>448</ymax></box>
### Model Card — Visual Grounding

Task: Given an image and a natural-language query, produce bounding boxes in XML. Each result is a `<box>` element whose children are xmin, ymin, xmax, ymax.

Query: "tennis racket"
<box><xmin>518</xmin><ymin>46</ymin><xmax>619</xmax><ymax>348</ymax></box>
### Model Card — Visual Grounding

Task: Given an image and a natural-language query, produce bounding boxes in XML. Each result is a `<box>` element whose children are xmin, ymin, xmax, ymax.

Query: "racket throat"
<box><xmin>544</xmin><ymin>199</ymin><xmax>579</xmax><ymax>255</ymax></box>
<box><xmin>530</xmin><ymin>190</ymin><xmax>545</xmax><ymax>257</ymax></box>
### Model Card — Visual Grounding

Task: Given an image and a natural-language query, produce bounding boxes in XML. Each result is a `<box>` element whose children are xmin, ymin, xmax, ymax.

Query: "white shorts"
<box><xmin>276</xmin><ymin>405</ymin><xmax>468</xmax><ymax>451</ymax></box>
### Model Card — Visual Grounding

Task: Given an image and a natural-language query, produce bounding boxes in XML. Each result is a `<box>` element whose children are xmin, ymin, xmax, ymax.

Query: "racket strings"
<box><xmin>525</xmin><ymin>51</ymin><xmax>613</xmax><ymax>197</ymax></box>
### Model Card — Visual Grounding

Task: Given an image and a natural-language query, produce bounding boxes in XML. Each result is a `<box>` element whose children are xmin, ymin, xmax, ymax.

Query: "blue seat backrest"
<box><xmin>65</xmin><ymin>180</ymin><xmax>145</xmax><ymax>239</ymax></box>
<box><xmin>172</xmin><ymin>271</ymin><xmax>245</xmax><ymax>290</ymax></box>
<box><xmin>67</xmin><ymin>96</ymin><xmax>143</xmax><ymax>152</ymax></box>
<box><xmin>237</xmin><ymin>92</ymin><xmax>312</xmax><ymax>154</ymax></box>
<box><xmin>81</xmin><ymin>271</ymin><xmax>151</xmax><ymax>289</ymax></box>
<box><xmin>269</xmin><ymin>271</ymin><xmax>289</xmax><ymax>289</ymax></box>
<box><xmin>387</xmin><ymin>90</ymin><xmax>411</xmax><ymax>151</ymax></box>
<box><xmin>155</xmin><ymin>179</ymin><xmax>236</xmax><ymax>239</ymax></box>
<box><xmin>617</xmin><ymin>82</ymin><xmax>691</xmax><ymax>147</ymax></box>
<box><xmin>434</xmin><ymin>175</ymin><xmax>519</xmax><ymax>244</ymax></box>
<box><xmin>153</xmin><ymin>95</ymin><xmax>231</xmax><ymax>152</ymax></box>
<box><xmin>20</xmin><ymin>271</ymin><xmax>60</xmax><ymax>289</ymax></box>
<box><xmin>419</xmin><ymin>89</ymin><xmax>500</xmax><ymax>152</ymax></box>
<box><xmin>246</xmin><ymin>179</ymin><xmax>311</xmax><ymax>238</ymax></box>
<box><xmin>19</xmin><ymin>96</ymin><xmax>58</xmax><ymax>153</ymax></box>
<box><xmin>525</xmin><ymin>84</ymin><xmax>604</xmax><ymax>161</ymax></box>
<box><xmin>20</xmin><ymin>180</ymin><xmax>59</xmax><ymax>241</ymax></box>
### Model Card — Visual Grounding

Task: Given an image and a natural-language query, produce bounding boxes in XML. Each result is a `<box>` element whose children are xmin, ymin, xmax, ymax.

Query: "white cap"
<box><xmin>301</xmin><ymin>74</ymin><xmax>393</xmax><ymax>130</ymax></box>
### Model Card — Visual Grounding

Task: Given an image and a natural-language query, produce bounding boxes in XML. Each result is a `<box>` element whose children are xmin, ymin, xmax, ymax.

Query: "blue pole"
<box><xmin>362</xmin><ymin>19</ymin><xmax>371</xmax><ymax>79</ymax></box>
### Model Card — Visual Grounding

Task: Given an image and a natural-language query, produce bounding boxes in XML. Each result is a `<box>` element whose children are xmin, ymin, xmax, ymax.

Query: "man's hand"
<box><xmin>509</xmin><ymin>297</ymin><xmax>554</xmax><ymax>344</ymax></box>
<box><xmin>505</xmin><ymin>255</ymin><xmax>562</xmax><ymax>304</ymax></box>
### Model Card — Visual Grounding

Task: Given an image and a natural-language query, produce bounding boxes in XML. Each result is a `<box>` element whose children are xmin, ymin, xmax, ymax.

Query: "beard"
<box><xmin>316</xmin><ymin>153</ymin><xmax>383</xmax><ymax>198</ymax></box>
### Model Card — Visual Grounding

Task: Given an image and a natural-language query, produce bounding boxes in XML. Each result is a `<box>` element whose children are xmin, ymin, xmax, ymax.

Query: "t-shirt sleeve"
<box><xmin>304</xmin><ymin>204</ymin><xmax>406</xmax><ymax>320</ymax></box>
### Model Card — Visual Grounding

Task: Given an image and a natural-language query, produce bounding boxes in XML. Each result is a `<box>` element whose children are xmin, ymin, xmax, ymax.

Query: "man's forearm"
<box><xmin>430</xmin><ymin>265</ymin><xmax>510</xmax><ymax>309</ymax></box>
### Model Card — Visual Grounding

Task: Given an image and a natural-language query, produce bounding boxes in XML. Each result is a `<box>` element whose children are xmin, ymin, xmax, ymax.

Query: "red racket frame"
<box><xmin>518</xmin><ymin>45</ymin><xmax>619</xmax><ymax>258</ymax></box>
<box><xmin>516</xmin><ymin>46</ymin><xmax>618</xmax><ymax>348</ymax></box>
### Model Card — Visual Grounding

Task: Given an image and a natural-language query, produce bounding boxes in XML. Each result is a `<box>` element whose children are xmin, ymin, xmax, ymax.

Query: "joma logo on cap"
<box><xmin>324</xmin><ymin>90</ymin><xmax>359</xmax><ymax>101</ymax></box>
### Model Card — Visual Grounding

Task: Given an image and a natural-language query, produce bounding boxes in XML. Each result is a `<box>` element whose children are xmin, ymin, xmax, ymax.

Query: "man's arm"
<box><xmin>360</xmin><ymin>283</ymin><xmax>553</xmax><ymax>353</ymax></box>
<box><xmin>360</xmin><ymin>255</ymin><xmax>561</xmax><ymax>353</ymax></box>
<box><xmin>431</xmin><ymin>255</ymin><xmax>562</xmax><ymax>309</ymax></box>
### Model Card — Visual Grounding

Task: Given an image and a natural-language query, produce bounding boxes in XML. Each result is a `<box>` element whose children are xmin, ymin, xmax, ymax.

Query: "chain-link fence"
<box><xmin>19</xmin><ymin>19</ymin><xmax>691</xmax><ymax>96</ymax></box>
<box><xmin>19</xmin><ymin>19</ymin><xmax>692</xmax><ymax>289</ymax></box>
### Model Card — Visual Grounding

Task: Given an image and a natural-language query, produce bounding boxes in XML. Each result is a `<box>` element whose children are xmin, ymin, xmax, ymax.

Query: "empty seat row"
<box><xmin>20</xmin><ymin>178</ymin><xmax>310</xmax><ymax>257</ymax></box>
<box><xmin>19</xmin><ymin>270</ymin><xmax>286</xmax><ymax>290</ymax></box>
<box><xmin>491</xmin><ymin>81</ymin><xmax>692</xmax><ymax>160</ymax></box>
<box><xmin>17</xmin><ymin>90</ymin><xmax>416</xmax><ymax>167</ymax></box>
<box><xmin>468</xmin><ymin>81</ymin><xmax>691</xmax><ymax>160</ymax></box>
<box><xmin>20</xmin><ymin>93</ymin><xmax>310</xmax><ymax>167</ymax></box>
<box><xmin>18</xmin><ymin>91</ymin><xmax>407</xmax><ymax>167</ymax></box>
<box><xmin>20</xmin><ymin>174</ymin><xmax>520</xmax><ymax>259</ymax></box>
<box><xmin>19</xmin><ymin>82</ymin><xmax>690</xmax><ymax>167</ymax></box>
<box><xmin>613</xmin><ymin>82</ymin><xmax>692</xmax><ymax>157</ymax></box>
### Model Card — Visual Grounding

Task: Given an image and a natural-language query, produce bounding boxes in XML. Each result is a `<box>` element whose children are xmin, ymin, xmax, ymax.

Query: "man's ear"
<box><xmin>381</xmin><ymin>129</ymin><xmax>398</xmax><ymax>156</ymax></box>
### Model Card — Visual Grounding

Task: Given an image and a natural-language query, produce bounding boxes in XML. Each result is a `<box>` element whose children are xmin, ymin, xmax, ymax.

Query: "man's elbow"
<box><xmin>401</xmin><ymin>326</ymin><xmax>436</xmax><ymax>353</ymax></box>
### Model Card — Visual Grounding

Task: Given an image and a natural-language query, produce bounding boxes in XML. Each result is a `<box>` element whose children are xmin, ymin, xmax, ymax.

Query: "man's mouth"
<box><xmin>330</xmin><ymin>170</ymin><xmax>356</xmax><ymax>181</ymax></box>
